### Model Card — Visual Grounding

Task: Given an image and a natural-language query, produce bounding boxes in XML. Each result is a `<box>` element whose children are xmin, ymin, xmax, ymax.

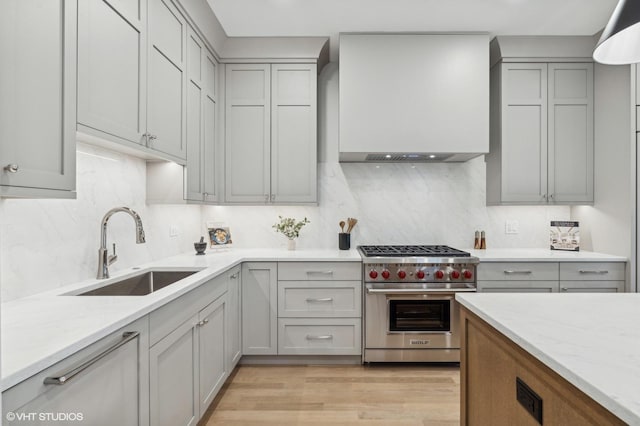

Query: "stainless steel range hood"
<box><xmin>339</xmin><ymin>33</ymin><xmax>490</xmax><ymax>163</ymax></box>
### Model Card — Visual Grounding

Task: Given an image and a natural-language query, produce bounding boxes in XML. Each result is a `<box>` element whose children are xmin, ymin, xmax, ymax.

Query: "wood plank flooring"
<box><xmin>200</xmin><ymin>364</ymin><xmax>460</xmax><ymax>425</ymax></box>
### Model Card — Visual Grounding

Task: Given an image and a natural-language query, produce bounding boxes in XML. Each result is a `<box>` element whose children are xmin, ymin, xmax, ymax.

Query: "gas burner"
<box><xmin>358</xmin><ymin>245</ymin><xmax>471</xmax><ymax>258</ymax></box>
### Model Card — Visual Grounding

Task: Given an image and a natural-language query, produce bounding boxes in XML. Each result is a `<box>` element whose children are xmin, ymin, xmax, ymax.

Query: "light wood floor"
<box><xmin>200</xmin><ymin>364</ymin><xmax>460</xmax><ymax>425</ymax></box>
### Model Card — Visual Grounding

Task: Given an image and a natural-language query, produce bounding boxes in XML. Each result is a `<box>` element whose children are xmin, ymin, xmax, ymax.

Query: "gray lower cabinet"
<box><xmin>242</xmin><ymin>262</ymin><xmax>278</xmax><ymax>355</ymax></box>
<box><xmin>477</xmin><ymin>261</ymin><xmax>626</xmax><ymax>293</ymax></box>
<box><xmin>276</xmin><ymin>262</ymin><xmax>362</xmax><ymax>355</ymax></box>
<box><xmin>487</xmin><ymin>62</ymin><xmax>594</xmax><ymax>205</ymax></box>
<box><xmin>0</xmin><ymin>0</ymin><xmax>76</xmax><ymax>198</ymax></box>
<box><xmin>149</xmin><ymin>274</ymin><xmax>229</xmax><ymax>424</ymax></box>
<box><xmin>226</xmin><ymin>267</ymin><xmax>242</xmax><ymax>368</ymax></box>
<box><xmin>2</xmin><ymin>317</ymin><xmax>149</xmax><ymax>426</ymax></box>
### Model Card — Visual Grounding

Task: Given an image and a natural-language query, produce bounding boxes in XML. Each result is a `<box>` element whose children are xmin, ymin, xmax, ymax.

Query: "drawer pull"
<box><xmin>44</xmin><ymin>331</ymin><xmax>139</xmax><ymax>385</ymax></box>
<box><xmin>197</xmin><ymin>318</ymin><xmax>210</xmax><ymax>327</ymax></box>
<box><xmin>306</xmin><ymin>334</ymin><xmax>333</xmax><ymax>340</ymax></box>
<box><xmin>306</xmin><ymin>270</ymin><xmax>334</xmax><ymax>276</ymax></box>
<box><xmin>561</xmin><ymin>287</ymin><xmax>568</xmax><ymax>292</ymax></box>
<box><xmin>579</xmin><ymin>270</ymin><xmax>609</xmax><ymax>274</ymax></box>
<box><xmin>504</xmin><ymin>270</ymin><xmax>532</xmax><ymax>275</ymax></box>
<box><xmin>230</xmin><ymin>273</ymin><xmax>239</xmax><ymax>279</ymax></box>
<box><xmin>306</xmin><ymin>297</ymin><xmax>333</xmax><ymax>303</ymax></box>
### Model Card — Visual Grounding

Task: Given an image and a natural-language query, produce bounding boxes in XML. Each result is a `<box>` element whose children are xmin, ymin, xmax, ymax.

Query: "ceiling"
<box><xmin>207</xmin><ymin>0</ymin><xmax>618</xmax><ymax>61</ymax></box>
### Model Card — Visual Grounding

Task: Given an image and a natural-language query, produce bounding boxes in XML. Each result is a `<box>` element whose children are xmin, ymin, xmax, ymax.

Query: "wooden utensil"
<box><xmin>346</xmin><ymin>218</ymin><xmax>358</xmax><ymax>234</ymax></box>
<box><xmin>339</xmin><ymin>221</ymin><xmax>345</xmax><ymax>233</ymax></box>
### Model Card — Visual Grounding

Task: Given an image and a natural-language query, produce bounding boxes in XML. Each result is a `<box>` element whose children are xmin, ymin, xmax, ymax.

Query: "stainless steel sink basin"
<box><xmin>78</xmin><ymin>270</ymin><xmax>199</xmax><ymax>296</ymax></box>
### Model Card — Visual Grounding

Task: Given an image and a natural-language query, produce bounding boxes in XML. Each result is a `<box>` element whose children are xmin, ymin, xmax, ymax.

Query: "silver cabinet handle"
<box><xmin>561</xmin><ymin>287</ymin><xmax>568</xmax><ymax>292</ymax></box>
<box><xmin>504</xmin><ymin>270</ymin><xmax>532</xmax><ymax>275</ymax></box>
<box><xmin>549</xmin><ymin>194</ymin><xmax>554</xmax><ymax>200</ymax></box>
<box><xmin>230</xmin><ymin>273</ymin><xmax>238</xmax><ymax>279</ymax></box>
<box><xmin>306</xmin><ymin>335</ymin><xmax>333</xmax><ymax>340</ymax></box>
<box><xmin>197</xmin><ymin>318</ymin><xmax>209</xmax><ymax>327</ymax></box>
<box><xmin>305</xmin><ymin>297</ymin><xmax>333</xmax><ymax>302</ymax></box>
<box><xmin>542</xmin><ymin>194</ymin><xmax>547</xmax><ymax>201</ymax></box>
<box><xmin>306</xmin><ymin>271</ymin><xmax>333</xmax><ymax>276</ymax></box>
<box><xmin>366</xmin><ymin>288</ymin><xmax>473</xmax><ymax>295</ymax></box>
<box><xmin>579</xmin><ymin>270</ymin><xmax>609</xmax><ymax>274</ymax></box>
<box><xmin>44</xmin><ymin>331</ymin><xmax>139</xmax><ymax>385</ymax></box>
<box><xmin>4</xmin><ymin>164</ymin><xmax>19</xmax><ymax>173</ymax></box>
<box><xmin>270</xmin><ymin>194</ymin><xmax>275</xmax><ymax>201</ymax></box>
<box><xmin>149</xmin><ymin>134</ymin><xmax>157</xmax><ymax>141</ymax></box>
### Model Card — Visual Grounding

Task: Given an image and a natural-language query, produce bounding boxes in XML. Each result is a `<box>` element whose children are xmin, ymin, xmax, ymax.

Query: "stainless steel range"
<box><xmin>359</xmin><ymin>245</ymin><xmax>479</xmax><ymax>363</ymax></box>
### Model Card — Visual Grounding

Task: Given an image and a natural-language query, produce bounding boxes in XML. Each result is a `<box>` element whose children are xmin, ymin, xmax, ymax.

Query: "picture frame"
<box><xmin>207</xmin><ymin>222</ymin><xmax>233</xmax><ymax>248</ymax></box>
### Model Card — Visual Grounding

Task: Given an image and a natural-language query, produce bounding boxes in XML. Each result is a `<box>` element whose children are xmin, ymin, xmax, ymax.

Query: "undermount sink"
<box><xmin>77</xmin><ymin>270</ymin><xmax>199</xmax><ymax>296</ymax></box>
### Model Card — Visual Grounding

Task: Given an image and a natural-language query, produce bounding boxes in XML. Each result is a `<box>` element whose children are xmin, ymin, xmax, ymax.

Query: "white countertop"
<box><xmin>466</xmin><ymin>248</ymin><xmax>627</xmax><ymax>262</ymax></box>
<box><xmin>1</xmin><ymin>246</ymin><xmax>627</xmax><ymax>393</ymax></box>
<box><xmin>456</xmin><ymin>293</ymin><xmax>640</xmax><ymax>425</ymax></box>
<box><xmin>1</xmin><ymin>248</ymin><xmax>361</xmax><ymax>391</ymax></box>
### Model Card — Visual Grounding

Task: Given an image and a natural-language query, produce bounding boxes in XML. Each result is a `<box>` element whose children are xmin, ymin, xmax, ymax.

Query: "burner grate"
<box><xmin>358</xmin><ymin>245</ymin><xmax>470</xmax><ymax>257</ymax></box>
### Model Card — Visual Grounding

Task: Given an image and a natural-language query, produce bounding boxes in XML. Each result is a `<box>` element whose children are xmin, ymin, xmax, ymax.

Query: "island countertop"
<box><xmin>456</xmin><ymin>293</ymin><xmax>640</xmax><ymax>425</ymax></box>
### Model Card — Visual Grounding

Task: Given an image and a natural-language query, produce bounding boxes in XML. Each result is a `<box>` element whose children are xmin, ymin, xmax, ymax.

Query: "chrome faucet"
<box><xmin>97</xmin><ymin>207</ymin><xmax>146</xmax><ymax>279</ymax></box>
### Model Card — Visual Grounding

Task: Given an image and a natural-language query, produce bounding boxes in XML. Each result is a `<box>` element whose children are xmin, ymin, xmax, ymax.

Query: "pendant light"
<box><xmin>593</xmin><ymin>0</ymin><xmax>640</xmax><ymax>64</ymax></box>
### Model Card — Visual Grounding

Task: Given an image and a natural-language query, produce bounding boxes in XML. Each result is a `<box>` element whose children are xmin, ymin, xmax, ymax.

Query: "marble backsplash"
<box><xmin>0</xmin><ymin>143</ymin><xmax>202</xmax><ymax>302</ymax></box>
<box><xmin>202</xmin><ymin>159</ymin><xmax>570</xmax><ymax>251</ymax></box>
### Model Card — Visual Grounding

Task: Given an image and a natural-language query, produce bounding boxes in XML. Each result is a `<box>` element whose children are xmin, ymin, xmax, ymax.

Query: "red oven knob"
<box><xmin>463</xmin><ymin>270</ymin><xmax>473</xmax><ymax>279</ymax></box>
<box><xmin>369</xmin><ymin>270</ymin><xmax>378</xmax><ymax>279</ymax></box>
<box><xmin>435</xmin><ymin>270</ymin><xmax>444</xmax><ymax>279</ymax></box>
<box><xmin>398</xmin><ymin>270</ymin><xmax>406</xmax><ymax>279</ymax></box>
<box><xmin>416</xmin><ymin>270</ymin><xmax>425</xmax><ymax>279</ymax></box>
<box><xmin>381</xmin><ymin>270</ymin><xmax>390</xmax><ymax>280</ymax></box>
<box><xmin>451</xmin><ymin>270</ymin><xmax>460</xmax><ymax>279</ymax></box>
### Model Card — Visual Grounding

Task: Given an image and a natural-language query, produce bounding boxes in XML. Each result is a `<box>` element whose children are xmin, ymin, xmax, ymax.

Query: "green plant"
<box><xmin>273</xmin><ymin>216</ymin><xmax>310</xmax><ymax>239</ymax></box>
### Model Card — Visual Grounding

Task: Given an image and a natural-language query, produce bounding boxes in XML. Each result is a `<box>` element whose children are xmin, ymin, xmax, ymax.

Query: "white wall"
<box><xmin>571</xmin><ymin>64</ymin><xmax>631</xmax><ymax>259</ymax></box>
<box><xmin>0</xmin><ymin>142</ymin><xmax>201</xmax><ymax>301</ymax></box>
<box><xmin>202</xmin><ymin>63</ymin><xmax>570</xmax><ymax>250</ymax></box>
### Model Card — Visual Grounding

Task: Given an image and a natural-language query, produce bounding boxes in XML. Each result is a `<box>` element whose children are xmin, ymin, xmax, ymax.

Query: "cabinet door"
<box><xmin>242</xmin><ymin>262</ymin><xmax>278</xmax><ymax>354</ymax></box>
<box><xmin>4</xmin><ymin>330</ymin><xmax>141</xmax><ymax>426</ymax></box>
<box><xmin>147</xmin><ymin>0</ymin><xmax>187</xmax><ymax>160</ymax></box>
<box><xmin>185</xmin><ymin>27</ymin><xmax>204</xmax><ymax>201</ymax></box>
<box><xmin>271</xmin><ymin>64</ymin><xmax>317</xmax><ymax>203</ymax></box>
<box><xmin>226</xmin><ymin>268</ymin><xmax>242</xmax><ymax>367</ymax></box>
<box><xmin>225</xmin><ymin>64</ymin><xmax>271</xmax><ymax>203</ymax></box>
<box><xmin>0</xmin><ymin>0</ymin><xmax>76</xmax><ymax>196</ymax></box>
<box><xmin>150</xmin><ymin>314</ymin><xmax>198</xmax><ymax>426</ymax></box>
<box><xmin>198</xmin><ymin>295</ymin><xmax>227</xmax><ymax>418</ymax></box>
<box><xmin>500</xmin><ymin>63</ymin><xmax>548</xmax><ymax>203</ymax></box>
<box><xmin>77</xmin><ymin>0</ymin><xmax>146</xmax><ymax>146</ymax></box>
<box><xmin>547</xmin><ymin>63</ymin><xmax>594</xmax><ymax>203</ymax></box>
<box><xmin>202</xmin><ymin>47</ymin><xmax>218</xmax><ymax>203</ymax></box>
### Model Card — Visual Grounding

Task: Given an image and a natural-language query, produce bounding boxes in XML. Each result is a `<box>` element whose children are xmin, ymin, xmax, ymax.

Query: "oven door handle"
<box><xmin>366</xmin><ymin>288</ymin><xmax>477</xmax><ymax>294</ymax></box>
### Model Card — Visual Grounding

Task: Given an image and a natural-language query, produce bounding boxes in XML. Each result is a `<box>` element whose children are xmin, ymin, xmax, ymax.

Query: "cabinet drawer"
<box><xmin>277</xmin><ymin>319</ymin><xmax>361</xmax><ymax>355</ymax></box>
<box><xmin>559</xmin><ymin>262</ymin><xmax>625</xmax><ymax>281</ymax></box>
<box><xmin>477</xmin><ymin>280</ymin><xmax>558</xmax><ymax>293</ymax></box>
<box><xmin>278</xmin><ymin>262</ymin><xmax>361</xmax><ymax>281</ymax></box>
<box><xmin>477</xmin><ymin>262</ymin><xmax>558</xmax><ymax>281</ymax></box>
<box><xmin>278</xmin><ymin>281</ymin><xmax>361</xmax><ymax>318</ymax></box>
<box><xmin>150</xmin><ymin>274</ymin><xmax>227</xmax><ymax>346</ymax></box>
<box><xmin>560</xmin><ymin>281</ymin><xmax>625</xmax><ymax>293</ymax></box>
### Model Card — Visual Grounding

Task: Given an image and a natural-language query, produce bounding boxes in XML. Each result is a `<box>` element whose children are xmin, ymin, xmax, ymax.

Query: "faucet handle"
<box><xmin>108</xmin><ymin>243</ymin><xmax>118</xmax><ymax>265</ymax></box>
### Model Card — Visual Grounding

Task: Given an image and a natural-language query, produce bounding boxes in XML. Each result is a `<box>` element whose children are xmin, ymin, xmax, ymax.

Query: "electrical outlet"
<box><xmin>505</xmin><ymin>220</ymin><xmax>519</xmax><ymax>234</ymax></box>
<box><xmin>169</xmin><ymin>225</ymin><xmax>179</xmax><ymax>237</ymax></box>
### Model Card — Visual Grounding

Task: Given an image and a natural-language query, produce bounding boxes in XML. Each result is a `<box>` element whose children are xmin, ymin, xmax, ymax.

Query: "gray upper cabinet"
<box><xmin>78</xmin><ymin>0</ymin><xmax>187</xmax><ymax>163</ymax></box>
<box><xmin>487</xmin><ymin>61</ymin><xmax>593</xmax><ymax>205</ymax></box>
<box><xmin>0</xmin><ymin>0</ymin><xmax>77</xmax><ymax>198</ymax></box>
<box><xmin>147</xmin><ymin>0</ymin><xmax>187</xmax><ymax>160</ymax></box>
<box><xmin>225</xmin><ymin>64</ymin><xmax>271</xmax><ymax>203</ymax></box>
<box><xmin>77</xmin><ymin>0</ymin><xmax>147</xmax><ymax>147</ymax></box>
<box><xmin>225</xmin><ymin>63</ymin><xmax>318</xmax><ymax>204</ymax></box>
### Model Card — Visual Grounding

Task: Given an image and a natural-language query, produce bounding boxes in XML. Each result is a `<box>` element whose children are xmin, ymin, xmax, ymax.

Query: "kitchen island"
<box><xmin>456</xmin><ymin>293</ymin><xmax>640</xmax><ymax>425</ymax></box>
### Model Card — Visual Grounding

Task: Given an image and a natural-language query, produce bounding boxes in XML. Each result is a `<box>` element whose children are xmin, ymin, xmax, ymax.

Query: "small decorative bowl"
<box><xmin>194</xmin><ymin>242</ymin><xmax>207</xmax><ymax>255</ymax></box>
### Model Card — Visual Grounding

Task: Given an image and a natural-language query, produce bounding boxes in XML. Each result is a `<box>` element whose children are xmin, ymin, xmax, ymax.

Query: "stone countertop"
<box><xmin>466</xmin><ymin>248</ymin><xmax>627</xmax><ymax>262</ymax></box>
<box><xmin>456</xmin><ymin>293</ymin><xmax>640</xmax><ymax>425</ymax></box>
<box><xmin>1</xmin><ymin>248</ymin><xmax>361</xmax><ymax>391</ymax></box>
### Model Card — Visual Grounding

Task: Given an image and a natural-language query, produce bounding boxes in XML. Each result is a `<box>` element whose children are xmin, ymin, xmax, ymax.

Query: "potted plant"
<box><xmin>273</xmin><ymin>216</ymin><xmax>310</xmax><ymax>250</ymax></box>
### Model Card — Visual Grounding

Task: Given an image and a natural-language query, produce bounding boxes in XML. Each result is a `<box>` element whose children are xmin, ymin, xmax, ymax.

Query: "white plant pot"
<box><xmin>287</xmin><ymin>239</ymin><xmax>296</xmax><ymax>251</ymax></box>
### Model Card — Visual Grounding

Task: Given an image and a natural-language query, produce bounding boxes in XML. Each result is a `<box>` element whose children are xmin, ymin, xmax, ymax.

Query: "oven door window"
<box><xmin>388</xmin><ymin>300</ymin><xmax>451</xmax><ymax>332</ymax></box>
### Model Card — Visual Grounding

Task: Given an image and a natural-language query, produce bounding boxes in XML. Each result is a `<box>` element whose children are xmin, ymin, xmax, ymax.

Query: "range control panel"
<box><xmin>364</xmin><ymin>263</ymin><xmax>476</xmax><ymax>283</ymax></box>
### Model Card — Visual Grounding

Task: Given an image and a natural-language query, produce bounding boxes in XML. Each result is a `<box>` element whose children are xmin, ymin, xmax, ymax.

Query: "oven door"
<box><xmin>365</xmin><ymin>285</ymin><xmax>468</xmax><ymax>350</ymax></box>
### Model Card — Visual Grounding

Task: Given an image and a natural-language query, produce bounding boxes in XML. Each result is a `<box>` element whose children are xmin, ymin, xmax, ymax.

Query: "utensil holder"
<box><xmin>339</xmin><ymin>233</ymin><xmax>351</xmax><ymax>250</ymax></box>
